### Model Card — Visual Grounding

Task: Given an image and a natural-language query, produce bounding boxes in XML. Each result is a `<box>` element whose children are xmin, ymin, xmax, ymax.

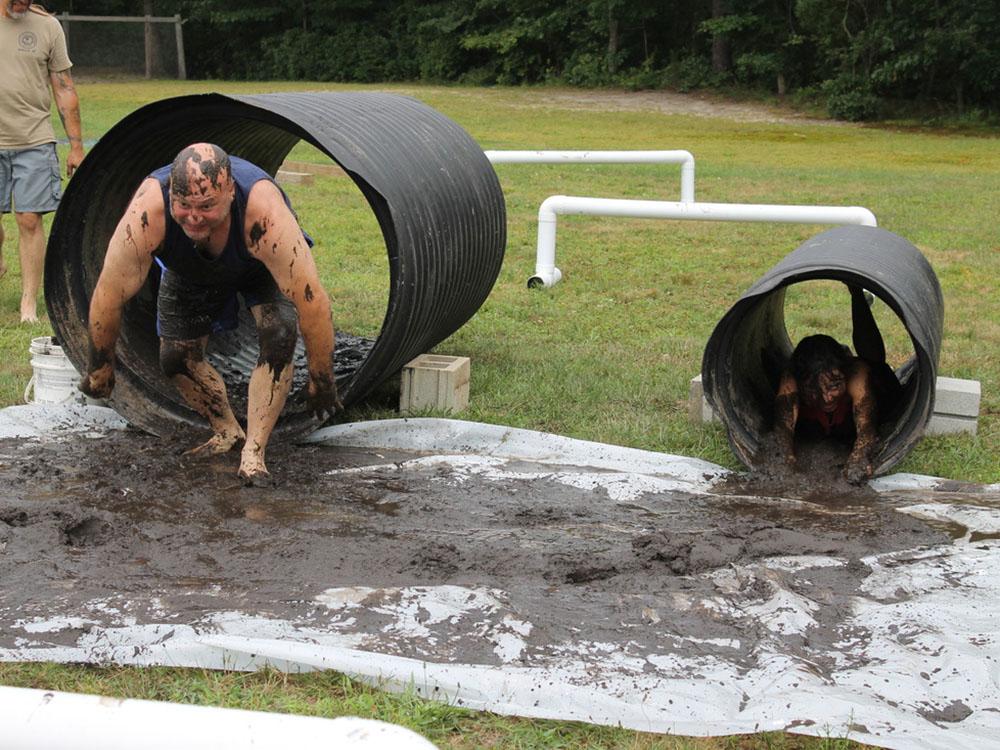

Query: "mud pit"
<box><xmin>2</xmin><ymin>408</ymin><xmax>999</xmax><ymax>748</ymax></box>
<box><xmin>0</xmin><ymin>427</ymin><xmax>943</xmax><ymax>659</ymax></box>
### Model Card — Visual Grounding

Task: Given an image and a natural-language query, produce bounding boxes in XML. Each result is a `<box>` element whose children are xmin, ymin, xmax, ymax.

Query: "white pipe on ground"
<box><xmin>484</xmin><ymin>150</ymin><xmax>696</xmax><ymax>203</ymax></box>
<box><xmin>0</xmin><ymin>685</ymin><xmax>437</xmax><ymax>750</ymax></box>
<box><xmin>529</xmin><ymin>196</ymin><xmax>878</xmax><ymax>288</ymax></box>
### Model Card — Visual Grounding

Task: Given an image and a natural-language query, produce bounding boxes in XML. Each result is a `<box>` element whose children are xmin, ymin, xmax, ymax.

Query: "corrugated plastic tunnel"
<box><xmin>702</xmin><ymin>225</ymin><xmax>944</xmax><ymax>476</ymax></box>
<box><xmin>46</xmin><ymin>92</ymin><xmax>506</xmax><ymax>438</ymax></box>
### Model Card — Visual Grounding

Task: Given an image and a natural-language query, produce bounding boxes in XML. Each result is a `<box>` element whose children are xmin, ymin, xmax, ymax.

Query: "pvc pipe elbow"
<box><xmin>528</xmin><ymin>267</ymin><xmax>562</xmax><ymax>288</ymax></box>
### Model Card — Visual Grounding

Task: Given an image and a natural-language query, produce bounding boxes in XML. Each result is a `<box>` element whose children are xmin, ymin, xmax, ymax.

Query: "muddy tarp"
<box><xmin>1</xmin><ymin>407</ymin><xmax>998</xmax><ymax>750</ymax></box>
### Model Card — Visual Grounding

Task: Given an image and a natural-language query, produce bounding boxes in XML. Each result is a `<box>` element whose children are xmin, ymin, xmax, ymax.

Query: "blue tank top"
<box><xmin>150</xmin><ymin>157</ymin><xmax>307</xmax><ymax>287</ymax></box>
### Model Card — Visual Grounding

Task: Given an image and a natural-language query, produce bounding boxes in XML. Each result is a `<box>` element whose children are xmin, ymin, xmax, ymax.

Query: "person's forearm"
<box><xmin>851</xmin><ymin>396</ymin><xmax>878</xmax><ymax>455</ymax></box>
<box><xmin>52</xmin><ymin>73</ymin><xmax>82</xmax><ymax>140</ymax></box>
<box><xmin>298</xmin><ymin>292</ymin><xmax>335</xmax><ymax>378</ymax></box>
<box><xmin>57</xmin><ymin>95</ymin><xmax>81</xmax><ymax>145</ymax></box>
<box><xmin>77</xmin><ymin>287</ymin><xmax>122</xmax><ymax>399</ymax></box>
<box><xmin>51</xmin><ymin>70</ymin><xmax>84</xmax><ymax>173</ymax></box>
<box><xmin>774</xmin><ymin>419</ymin><xmax>796</xmax><ymax>463</ymax></box>
<box><xmin>87</xmin><ymin>287</ymin><xmax>122</xmax><ymax>369</ymax></box>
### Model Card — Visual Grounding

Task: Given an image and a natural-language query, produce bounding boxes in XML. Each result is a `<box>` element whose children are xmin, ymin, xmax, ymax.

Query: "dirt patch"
<box><xmin>421</xmin><ymin>86</ymin><xmax>837</xmax><ymax>126</ymax></box>
<box><xmin>527</xmin><ymin>89</ymin><xmax>835</xmax><ymax>125</ymax></box>
<box><xmin>0</xmin><ymin>429</ymin><xmax>950</xmax><ymax>671</ymax></box>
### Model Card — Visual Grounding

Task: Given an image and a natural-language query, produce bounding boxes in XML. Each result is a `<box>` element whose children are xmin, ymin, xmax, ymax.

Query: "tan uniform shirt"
<box><xmin>0</xmin><ymin>7</ymin><xmax>72</xmax><ymax>149</ymax></box>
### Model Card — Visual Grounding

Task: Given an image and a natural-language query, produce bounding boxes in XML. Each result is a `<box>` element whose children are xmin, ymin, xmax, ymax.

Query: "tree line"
<box><xmin>56</xmin><ymin>0</ymin><xmax>1000</xmax><ymax>121</ymax></box>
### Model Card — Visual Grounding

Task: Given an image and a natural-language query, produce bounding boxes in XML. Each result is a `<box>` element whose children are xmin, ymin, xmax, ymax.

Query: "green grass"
<box><xmin>1</xmin><ymin>80</ymin><xmax>996</xmax><ymax>747</ymax></box>
<box><xmin>0</xmin><ymin>664</ymin><xmax>878</xmax><ymax>749</ymax></box>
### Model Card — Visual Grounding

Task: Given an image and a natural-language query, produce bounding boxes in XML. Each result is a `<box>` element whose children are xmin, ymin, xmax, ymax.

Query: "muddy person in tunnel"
<box><xmin>79</xmin><ymin>143</ymin><xmax>342</xmax><ymax>484</ymax></box>
<box><xmin>774</xmin><ymin>285</ymin><xmax>903</xmax><ymax>484</ymax></box>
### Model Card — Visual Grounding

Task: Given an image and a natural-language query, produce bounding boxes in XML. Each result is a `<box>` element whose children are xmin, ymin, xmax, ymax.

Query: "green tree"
<box><xmin>64</xmin><ymin>0</ymin><xmax>1000</xmax><ymax>117</ymax></box>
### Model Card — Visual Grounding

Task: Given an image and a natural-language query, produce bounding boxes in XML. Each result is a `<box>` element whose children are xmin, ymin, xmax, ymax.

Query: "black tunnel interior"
<box><xmin>46</xmin><ymin>92</ymin><xmax>506</xmax><ymax>438</ymax></box>
<box><xmin>702</xmin><ymin>225</ymin><xmax>944</xmax><ymax>476</ymax></box>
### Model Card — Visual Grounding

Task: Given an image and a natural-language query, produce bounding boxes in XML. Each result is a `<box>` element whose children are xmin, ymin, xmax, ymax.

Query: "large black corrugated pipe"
<box><xmin>702</xmin><ymin>225</ymin><xmax>944</xmax><ymax>475</ymax></box>
<box><xmin>46</xmin><ymin>92</ymin><xmax>506</xmax><ymax>438</ymax></box>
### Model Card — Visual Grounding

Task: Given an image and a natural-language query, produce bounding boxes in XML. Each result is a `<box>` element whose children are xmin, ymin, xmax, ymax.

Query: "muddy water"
<box><xmin>0</xmin><ymin>429</ymin><xmax>951</xmax><ymax>670</ymax></box>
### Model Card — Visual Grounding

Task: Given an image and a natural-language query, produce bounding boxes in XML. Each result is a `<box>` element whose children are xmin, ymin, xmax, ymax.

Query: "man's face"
<box><xmin>803</xmin><ymin>369</ymin><xmax>847</xmax><ymax>413</ymax></box>
<box><xmin>168</xmin><ymin>162</ymin><xmax>234</xmax><ymax>245</ymax></box>
<box><xmin>8</xmin><ymin>0</ymin><xmax>32</xmax><ymax>19</ymax></box>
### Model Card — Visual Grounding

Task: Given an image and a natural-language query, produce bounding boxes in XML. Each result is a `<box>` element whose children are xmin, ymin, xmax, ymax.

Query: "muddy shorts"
<box><xmin>156</xmin><ymin>265</ymin><xmax>297</xmax><ymax>340</ymax></box>
<box><xmin>0</xmin><ymin>143</ymin><xmax>63</xmax><ymax>214</ymax></box>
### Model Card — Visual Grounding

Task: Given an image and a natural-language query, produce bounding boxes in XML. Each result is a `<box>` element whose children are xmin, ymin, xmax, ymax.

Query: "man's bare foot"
<box><xmin>238</xmin><ymin>467</ymin><xmax>274</xmax><ymax>487</ymax></box>
<box><xmin>185</xmin><ymin>430</ymin><xmax>245</xmax><ymax>457</ymax></box>
<box><xmin>845</xmin><ymin>457</ymin><xmax>872</xmax><ymax>485</ymax></box>
<box><xmin>238</xmin><ymin>446</ymin><xmax>272</xmax><ymax>486</ymax></box>
<box><xmin>20</xmin><ymin>296</ymin><xmax>38</xmax><ymax>323</ymax></box>
<box><xmin>238</xmin><ymin>462</ymin><xmax>271</xmax><ymax>487</ymax></box>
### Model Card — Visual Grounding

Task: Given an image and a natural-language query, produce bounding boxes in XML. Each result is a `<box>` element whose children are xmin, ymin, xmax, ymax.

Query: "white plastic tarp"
<box><xmin>1</xmin><ymin>405</ymin><xmax>998</xmax><ymax>750</ymax></box>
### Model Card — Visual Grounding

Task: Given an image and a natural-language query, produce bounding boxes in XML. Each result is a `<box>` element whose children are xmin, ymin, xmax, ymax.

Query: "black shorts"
<box><xmin>156</xmin><ymin>265</ymin><xmax>296</xmax><ymax>341</ymax></box>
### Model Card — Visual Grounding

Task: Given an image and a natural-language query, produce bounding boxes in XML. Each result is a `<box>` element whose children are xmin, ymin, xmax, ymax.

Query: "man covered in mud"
<box><xmin>774</xmin><ymin>286</ymin><xmax>902</xmax><ymax>484</ymax></box>
<box><xmin>80</xmin><ymin>143</ymin><xmax>341</xmax><ymax>484</ymax></box>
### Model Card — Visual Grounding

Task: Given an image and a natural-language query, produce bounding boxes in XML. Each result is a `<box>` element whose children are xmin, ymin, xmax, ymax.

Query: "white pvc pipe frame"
<box><xmin>0</xmin><ymin>685</ymin><xmax>437</xmax><ymax>750</ymax></box>
<box><xmin>483</xmin><ymin>149</ymin><xmax>696</xmax><ymax>203</ymax></box>
<box><xmin>482</xmin><ymin>150</ymin><xmax>877</xmax><ymax>288</ymax></box>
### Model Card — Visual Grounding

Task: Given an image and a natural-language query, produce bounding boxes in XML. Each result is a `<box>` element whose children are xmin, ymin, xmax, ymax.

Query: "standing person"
<box><xmin>79</xmin><ymin>143</ymin><xmax>343</xmax><ymax>484</ymax></box>
<box><xmin>0</xmin><ymin>0</ymin><xmax>85</xmax><ymax>322</ymax></box>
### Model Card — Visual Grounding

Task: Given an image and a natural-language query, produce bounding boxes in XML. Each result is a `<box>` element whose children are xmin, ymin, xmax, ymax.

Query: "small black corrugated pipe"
<box><xmin>702</xmin><ymin>225</ymin><xmax>944</xmax><ymax>475</ymax></box>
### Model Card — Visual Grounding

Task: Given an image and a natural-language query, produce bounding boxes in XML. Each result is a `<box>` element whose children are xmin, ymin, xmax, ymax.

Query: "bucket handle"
<box><xmin>23</xmin><ymin>374</ymin><xmax>81</xmax><ymax>406</ymax></box>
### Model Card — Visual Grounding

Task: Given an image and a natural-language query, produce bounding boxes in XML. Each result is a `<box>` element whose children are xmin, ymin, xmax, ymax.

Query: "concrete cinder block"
<box><xmin>926</xmin><ymin>413</ymin><xmax>978</xmax><ymax>436</ymax></box>
<box><xmin>933</xmin><ymin>376</ymin><xmax>981</xmax><ymax>418</ymax></box>
<box><xmin>400</xmin><ymin>354</ymin><xmax>471</xmax><ymax>414</ymax></box>
<box><xmin>688</xmin><ymin>373</ymin><xmax>981</xmax><ymax>436</ymax></box>
<box><xmin>928</xmin><ymin>376</ymin><xmax>980</xmax><ymax>435</ymax></box>
<box><xmin>687</xmin><ymin>374</ymin><xmax>717</xmax><ymax>424</ymax></box>
<box><xmin>275</xmin><ymin>170</ymin><xmax>315</xmax><ymax>186</ymax></box>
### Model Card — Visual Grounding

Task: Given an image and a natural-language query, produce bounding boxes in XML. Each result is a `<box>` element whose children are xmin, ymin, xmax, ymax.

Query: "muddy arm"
<box><xmin>245</xmin><ymin>181</ymin><xmax>339</xmax><ymax>418</ymax></box>
<box><xmin>774</xmin><ymin>371</ymin><xmax>799</xmax><ymax>468</ymax></box>
<box><xmin>81</xmin><ymin>180</ymin><xmax>163</xmax><ymax>398</ymax></box>
<box><xmin>845</xmin><ymin>360</ymin><xmax>878</xmax><ymax>483</ymax></box>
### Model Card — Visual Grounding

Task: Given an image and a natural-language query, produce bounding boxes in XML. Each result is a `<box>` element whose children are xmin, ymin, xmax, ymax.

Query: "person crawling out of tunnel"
<box><xmin>774</xmin><ymin>285</ymin><xmax>903</xmax><ymax>484</ymax></box>
<box><xmin>79</xmin><ymin>143</ymin><xmax>343</xmax><ymax>485</ymax></box>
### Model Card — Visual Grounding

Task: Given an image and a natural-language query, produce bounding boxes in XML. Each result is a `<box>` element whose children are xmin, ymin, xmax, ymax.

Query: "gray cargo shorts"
<box><xmin>0</xmin><ymin>143</ymin><xmax>63</xmax><ymax>214</ymax></box>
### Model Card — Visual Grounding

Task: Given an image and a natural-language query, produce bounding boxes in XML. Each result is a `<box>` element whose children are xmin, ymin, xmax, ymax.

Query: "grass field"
<box><xmin>1</xmin><ymin>80</ymin><xmax>997</xmax><ymax>748</ymax></box>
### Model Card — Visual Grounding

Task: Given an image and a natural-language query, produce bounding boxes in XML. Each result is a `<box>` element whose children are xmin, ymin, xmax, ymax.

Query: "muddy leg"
<box><xmin>238</xmin><ymin>303</ymin><xmax>297</xmax><ymax>484</ymax></box>
<box><xmin>849</xmin><ymin>284</ymin><xmax>886</xmax><ymax>364</ymax></box>
<box><xmin>160</xmin><ymin>337</ymin><xmax>246</xmax><ymax>454</ymax></box>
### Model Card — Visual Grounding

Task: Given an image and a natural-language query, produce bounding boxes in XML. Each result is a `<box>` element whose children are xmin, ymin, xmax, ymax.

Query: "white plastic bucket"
<box><xmin>24</xmin><ymin>336</ymin><xmax>102</xmax><ymax>406</ymax></box>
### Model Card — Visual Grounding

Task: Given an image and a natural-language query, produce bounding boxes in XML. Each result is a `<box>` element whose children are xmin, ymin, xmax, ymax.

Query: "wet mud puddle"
<box><xmin>0</xmin><ymin>429</ymin><xmax>988</xmax><ymax>673</ymax></box>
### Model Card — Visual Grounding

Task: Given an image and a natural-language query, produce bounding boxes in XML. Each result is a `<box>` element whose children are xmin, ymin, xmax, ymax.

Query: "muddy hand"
<box><xmin>844</xmin><ymin>454</ymin><xmax>873</xmax><ymax>485</ymax></box>
<box><xmin>307</xmin><ymin>372</ymin><xmax>344</xmax><ymax>421</ymax></box>
<box><xmin>79</xmin><ymin>365</ymin><xmax>115</xmax><ymax>400</ymax></box>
